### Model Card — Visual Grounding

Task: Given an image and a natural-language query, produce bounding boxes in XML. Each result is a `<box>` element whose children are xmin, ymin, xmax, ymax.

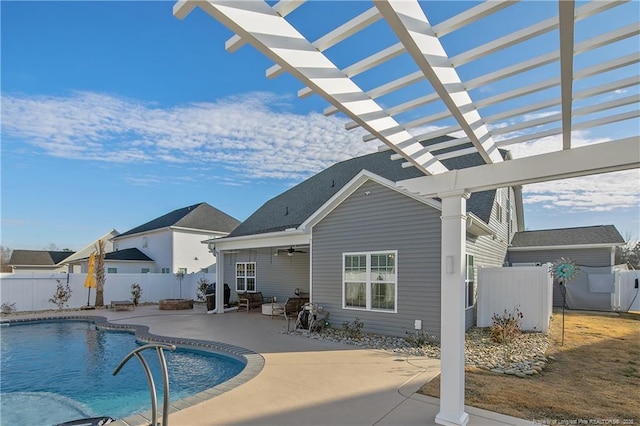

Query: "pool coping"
<box><xmin>1</xmin><ymin>315</ymin><xmax>265</xmax><ymax>426</ymax></box>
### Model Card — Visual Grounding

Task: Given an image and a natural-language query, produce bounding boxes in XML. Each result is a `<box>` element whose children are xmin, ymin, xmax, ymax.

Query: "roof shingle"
<box><xmin>8</xmin><ymin>250</ymin><xmax>75</xmax><ymax>266</ymax></box>
<box><xmin>230</xmin><ymin>138</ymin><xmax>500</xmax><ymax>237</ymax></box>
<box><xmin>510</xmin><ymin>225</ymin><xmax>625</xmax><ymax>248</ymax></box>
<box><xmin>116</xmin><ymin>202</ymin><xmax>240</xmax><ymax>238</ymax></box>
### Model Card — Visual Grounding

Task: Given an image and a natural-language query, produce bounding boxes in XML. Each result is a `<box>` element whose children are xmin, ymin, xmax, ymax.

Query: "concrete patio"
<box><xmin>13</xmin><ymin>305</ymin><xmax>534</xmax><ymax>426</ymax></box>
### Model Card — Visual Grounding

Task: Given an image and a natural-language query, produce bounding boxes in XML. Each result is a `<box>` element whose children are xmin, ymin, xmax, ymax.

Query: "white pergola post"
<box><xmin>436</xmin><ymin>190</ymin><xmax>470</xmax><ymax>426</ymax></box>
<box><xmin>215</xmin><ymin>249</ymin><xmax>225</xmax><ymax>313</ymax></box>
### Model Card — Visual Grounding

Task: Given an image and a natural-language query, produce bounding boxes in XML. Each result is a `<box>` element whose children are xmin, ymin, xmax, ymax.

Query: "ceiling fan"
<box><xmin>275</xmin><ymin>246</ymin><xmax>307</xmax><ymax>256</ymax></box>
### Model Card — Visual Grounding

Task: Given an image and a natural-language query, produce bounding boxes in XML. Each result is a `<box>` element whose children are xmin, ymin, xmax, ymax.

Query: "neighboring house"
<box><xmin>7</xmin><ymin>250</ymin><xmax>75</xmax><ymax>274</ymax></box>
<box><xmin>112</xmin><ymin>202</ymin><xmax>240</xmax><ymax>275</ymax></box>
<box><xmin>506</xmin><ymin>225</ymin><xmax>625</xmax><ymax>307</ymax></box>
<box><xmin>207</xmin><ymin>139</ymin><xmax>524</xmax><ymax>337</ymax></box>
<box><xmin>62</xmin><ymin>229</ymin><xmax>120</xmax><ymax>273</ymax></box>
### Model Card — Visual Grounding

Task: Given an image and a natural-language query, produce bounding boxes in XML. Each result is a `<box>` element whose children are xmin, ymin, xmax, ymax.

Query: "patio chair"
<box><xmin>282</xmin><ymin>295</ymin><xmax>309</xmax><ymax>320</ymax></box>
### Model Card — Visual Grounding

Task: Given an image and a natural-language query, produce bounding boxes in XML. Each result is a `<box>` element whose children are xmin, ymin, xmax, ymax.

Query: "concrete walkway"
<box><xmin>11</xmin><ymin>305</ymin><xmax>534</xmax><ymax>426</ymax></box>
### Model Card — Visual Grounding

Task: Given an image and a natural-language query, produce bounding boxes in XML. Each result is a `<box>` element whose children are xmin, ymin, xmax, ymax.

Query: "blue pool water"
<box><xmin>0</xmin><ymin>321</ymin><xmax>244</xmax><ymax>425</ymax></box>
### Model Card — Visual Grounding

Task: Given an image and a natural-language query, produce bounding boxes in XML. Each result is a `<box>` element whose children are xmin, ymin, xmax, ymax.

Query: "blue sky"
<box><xmin>1</xmin><ymin>1</ymin><xmax>638</xmax><ymax>251</ymax></box>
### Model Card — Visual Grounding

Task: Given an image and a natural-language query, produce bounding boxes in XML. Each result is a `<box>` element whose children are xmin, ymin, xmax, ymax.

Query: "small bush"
<box><xmin>130</xmin><ymin>283</ymin><xmax>142</xmax><ymax>305</ymax></box>
<box><xmin>490</xmin><ymin>307</ymin><xmax>523</xmax><ymax>344</ymax></box>
<box><xmin>405</xmin><ymin>330</ymin><xmax>436</xmax><ymax>348</ymax></box>
<box><xmin>49</xmin><ymin>279</ymin><xmax>72</xmax><ymax>310</ymax></box>
<box><xmin>342</xmin><ymin>317</ymin><xmax>364</xmax><ymax>339</ymax></box>
<box><xmin>1</xmin><ymin>302</ymin><xmax>16</xmax><ymax>314</ymax></box>
<box><xmin>196</xmin><ymin>278</ymin><xmax>210</xmax><ymax>302</ymax></box>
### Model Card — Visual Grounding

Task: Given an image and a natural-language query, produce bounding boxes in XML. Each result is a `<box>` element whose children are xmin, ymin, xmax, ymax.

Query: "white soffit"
<box><xmin>174</xmin><ymin>0</ymin><xmax>639</xmax><ymax>184</ymax></box>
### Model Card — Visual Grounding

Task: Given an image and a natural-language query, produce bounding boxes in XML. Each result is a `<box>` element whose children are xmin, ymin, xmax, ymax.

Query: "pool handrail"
<box><xmin>113</xmin><ymin>343</ymin><xmax>176</xmax><ymax>426</ymax></box>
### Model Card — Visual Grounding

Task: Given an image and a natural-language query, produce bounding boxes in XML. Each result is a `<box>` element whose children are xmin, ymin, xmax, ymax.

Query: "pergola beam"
<box><xmin>184</xmin><ymin>0</ymin><xmax>448</xmax><ymax>175</ymax></box>
<box><xmin>375</xmin><ymin>0</ymin><xmax>503</xmax><ymax>165</ymax></box>
<box><xmin>559</xmin><ymin>0</ymin><xmax>576</xmax><ymax>150</ymax></box>
<box><xmin>269</xmin><ymin>7</ymin><xmax>381</xmax><ymax>79</ymax></box>
<box><xmin>226</xmin><ymin>0</ymin><xmax>305</xmax><ymax>53</ymax></box>
<box><xmin>398</xmin><ymin>137</ymin><xmax>640</xmax><ymax>198</ymax></box>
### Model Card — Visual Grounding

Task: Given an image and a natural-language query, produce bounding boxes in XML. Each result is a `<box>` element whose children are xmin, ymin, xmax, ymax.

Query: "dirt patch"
<box><xmin>419</xmin><ymin>311</ymin><xmax>640</xmax><ymax>423</ymax></box>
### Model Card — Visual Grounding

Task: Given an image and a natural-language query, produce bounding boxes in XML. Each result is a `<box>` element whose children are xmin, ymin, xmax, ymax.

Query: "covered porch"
<box><xmin>205</xmin><ymin>232</ymin><xmax>312</xmax><ymax>312</ymax></box>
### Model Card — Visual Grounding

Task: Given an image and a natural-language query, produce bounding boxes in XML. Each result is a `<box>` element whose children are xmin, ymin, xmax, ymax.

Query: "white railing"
<box><xmin>0</xmin><ymin>272</ymin><xmax>216</xmax><ymax>312</ymax></box>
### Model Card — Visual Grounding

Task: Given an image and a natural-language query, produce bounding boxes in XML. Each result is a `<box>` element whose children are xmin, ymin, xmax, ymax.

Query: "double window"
<box><xmin>236</xmin><ymin>262</ymin><xmax>256</xmax><ymax>292</ymax></box>
<box><xmin>343</xmin><ymin>251</ymin><xmax>397</xmax><ymax>312</ymax></box>
<box><xmin>465</xmin><ymin>254</ymin><xmax>475</xmax><ymax>309</ymax></box>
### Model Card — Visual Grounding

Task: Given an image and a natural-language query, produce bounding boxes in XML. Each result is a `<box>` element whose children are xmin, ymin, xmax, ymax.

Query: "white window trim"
<box><xmin>495</xmin><ymin>188</ymin><xmax>504</xmax><ymax>223</ymax></box>
<box><xmin>342</xmin><ymin>250</ymin><xmax>398</xmax><ymax>313</ymax></box>
<box><xmin>236</xmin><ymin>262</ymin><xmax>257</xmax><ymax>292</ymax></box>
<box><xmin>465</xmin><ymin>254</ymin><xmax>475</xmax><ymax>310</ymax></box>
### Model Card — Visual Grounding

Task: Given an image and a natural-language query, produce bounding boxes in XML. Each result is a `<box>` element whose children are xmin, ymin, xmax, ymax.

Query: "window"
<box><xmin>161</xmin><ymin>268</ymin><xmax>170</xmax><ymax>274</ymax></box>
<box><xmin>201</xmin><ymin>268</ymin><xmax>209</xmax><ymax>273</ymax></box>
<box><xmin>495</xmin><ymin>189</ymin><xmax>504</xmax><ymax>222</ymax></box>
<box><xmin>465</xmin><ymin>254</ymin><xmax>475</xmax><ymax>309</ymax></box>
<box><xmin>107</xmin><ymin>267</ymin><xmax>117</xmax><ymax>274</ymax></box>
<box><xmin>142</xmin><ymin>237</ymin><xmax>148</xmax><ymax>248</ymax></box>
<box><xmin>178</xmin><ymin>267</ymin><xmax>187</xmax><ymax>274</ymax></box>
<box><xmin>141</xmin><ymin>268</ymin><xmax>150</xmax><ymax>274</ymax></box>
<box><xmin>343</xmin><ymin>251</ymin><xmax>397</xmax><ymax>312</ymax></box>
<box><xmin>236</xmin><ymin>262</ymin><xmax>256</xmax><ymax>292</ymax></box>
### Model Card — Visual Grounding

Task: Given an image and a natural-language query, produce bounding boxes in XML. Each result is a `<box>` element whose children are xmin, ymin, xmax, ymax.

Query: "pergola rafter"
<box><xmin>173</xmin><ymin>1</ymin><xmax>639</xmax><ymax>425</ymax></box>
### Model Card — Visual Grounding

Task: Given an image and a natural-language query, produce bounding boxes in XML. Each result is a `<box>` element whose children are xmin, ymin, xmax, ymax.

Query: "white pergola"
<box><xmin>173</xmin><ymin>1</ymin><xmax>639</xmax><ymax>425</ymax></box>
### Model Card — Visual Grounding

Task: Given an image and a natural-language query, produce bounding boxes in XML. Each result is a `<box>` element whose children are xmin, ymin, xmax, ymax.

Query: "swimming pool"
<box><xmin>0</xmin><ymin>319</ymin><xmax>245</xmax><ymax>425</ymax></box>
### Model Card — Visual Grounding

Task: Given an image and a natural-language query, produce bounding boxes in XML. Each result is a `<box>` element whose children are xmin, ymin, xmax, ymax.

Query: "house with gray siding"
<box><xmin>207</xmin><ymin>139</ymin><xmax>523</xmax><ymax>338</ymax></box>
<box><xmin>506</xmin><ymin>225</ymin><xmax>625</xmax><ymax>307</ymax></box>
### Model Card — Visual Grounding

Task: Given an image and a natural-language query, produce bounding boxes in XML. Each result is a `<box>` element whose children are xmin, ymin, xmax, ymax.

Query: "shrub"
<box><xmin>196</xmin><ymin>278</ymin><xmax>210</xmax><ymax>302</ymax></box>
<box><xmin>130</xmin><ymin>283</ymin><xmax>142</xmax><ymax>305</ymax></box>
<box><xmin>49</xmin><ymin>279</ymin><xmax>72</xmax><ymax>310</ymax></box>
<box><xmin>405</xmin><ymin>330</ymin><xmax>436</xmax><ymax>348</ymax></box>
<box><xmin>342</xmin><ymin>317</ymin><xmax>364</xmax><ymax>339</ymax></box>
<box><xmin>1</xmin><ymin>302</ymin><xmax>16</xmax><ymax>314</ymax></box>
<box><xmin>490</xmin><ymin>307</ymin><xmax>524</xmax><ymax>344</ymax></box>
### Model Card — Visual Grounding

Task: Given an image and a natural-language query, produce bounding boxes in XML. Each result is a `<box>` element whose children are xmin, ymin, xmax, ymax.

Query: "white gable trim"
<box><xmin>300</xmin><ymin>169</ymin><xmax>442</xmax><ymax>231</ymax></box>
<box><xmin>509</xmin><ymin>243</ymin><xmax>620</xmax><ymax>251</ymax></box>
<box><xmin>202</xmin><ymin>229</ymin><xmax>308</xmax><ymax>252</ymax></box>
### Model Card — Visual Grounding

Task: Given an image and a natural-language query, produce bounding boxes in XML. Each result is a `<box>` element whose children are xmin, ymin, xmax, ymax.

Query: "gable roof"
<box><xmin>510</xmin><ymin>225</ymin><xmax>625</xmax><ymax>249</ymax></box>
<box><xmin>8</xmin><ymin>250</ymin><xmax>75</xmax><ymax>266</ymax></box>
<box><xmin>105</xmin><ymin>248</ymin><xmax>153</xmax><ymax>261</ymax></box>
<box><xmin>115</xmin><ymin>202</ymin><xmax>240</xmax><ymax>239</ymax></box>
<box><xmin>61</xmin><ymin>229</ymin><xmax>120</xmax><ymax>265</ymax></box>
<box><xmin>229</xmin><ymin>137</ymin><xmax>501</xmax><ymax>237</ymax></box>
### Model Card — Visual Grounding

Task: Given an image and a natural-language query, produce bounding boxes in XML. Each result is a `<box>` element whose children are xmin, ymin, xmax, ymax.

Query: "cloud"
<box><xmin>1</xmin><ymin>91</ymin><xmax>374</xmax><ymax>181</ymax></box>
<box><xmin>505</xmin><ymin>132</ymin><xmax>639</xmax><ymax>213</ymax></box>
<box><xmin>3</xmin><ymin>90</ymin><xmax>637</xmax><ymax>215</ymax></box>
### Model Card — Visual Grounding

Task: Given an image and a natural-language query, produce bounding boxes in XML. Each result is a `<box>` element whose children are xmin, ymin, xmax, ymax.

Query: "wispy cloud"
<box><xmin>3</xmin><ymin>90</ymin><xmax>637</xmax><ymax>215</ymax></box>
<box><xmin>507</xmin><ymin>132</ymin><xmax>639</xmax><ymax>213</ymax></box>
<box><xmin>1</xmin><ymin>91</ymin><xmax>373</xmax><ymax>181</ymax></box>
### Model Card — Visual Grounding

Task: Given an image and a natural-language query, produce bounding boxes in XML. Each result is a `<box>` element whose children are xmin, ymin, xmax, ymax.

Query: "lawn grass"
<box><xmin>419</xmin><ymin>310</ymin><xmax>640</xmax><ymax>423</ymax></box>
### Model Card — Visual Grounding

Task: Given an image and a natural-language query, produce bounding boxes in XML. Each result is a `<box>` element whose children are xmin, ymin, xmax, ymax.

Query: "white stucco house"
<box><xmin>109</xmin><ymin>202</ymin><xmax>240</xmax><ymax>275</ymax></box>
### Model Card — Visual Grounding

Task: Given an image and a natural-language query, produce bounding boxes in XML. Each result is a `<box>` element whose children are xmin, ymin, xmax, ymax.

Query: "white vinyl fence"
<box><xmin>0</xmin><ymin>272</ymin><xmax>216</xmax><ymax>312</ymax></box>
<box><xmin>613</xmin><ymin>270</ymin><xmax>640</xmax><ymax>312</ymax></box>
<box><xmin>477</xmin><ymin>265</ymin><xmax>553</xmax><ymax>332</ymax></box>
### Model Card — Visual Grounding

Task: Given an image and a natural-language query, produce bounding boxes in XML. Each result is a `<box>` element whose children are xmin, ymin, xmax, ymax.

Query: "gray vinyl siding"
<box><xmin>311</xmin><ymin>180</ymin><xmax>443</xmax><ymax>338</ymax></box>
<box><xmin>464</xmin><ymin>187</ymin><xmax>511</xmax><ymax>329</ymax></box>
<box><xmin>507</xmin><ymin>247</ymin><xmax>613</xmax><ymax>306</ymax></box>
<box><xmin>221</xmin><ymin>249</ymin><xmax>310</xmax><ymax>302</ymax></box>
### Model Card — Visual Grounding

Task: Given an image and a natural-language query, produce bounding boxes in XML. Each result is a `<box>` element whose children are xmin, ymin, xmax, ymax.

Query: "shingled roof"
<box><xmin>116</xmin><ymin>202</ymin><xmax>240</xmax><ymax>238</ymax></box>
<box><xmin>230</xmin><ymin>137</ymin><xmax>502</xmax><ymax>237</ymax></box>
<box><xmin>510</xmin><ymin>225</ymin><xmax>625</xmax><ymax>248</ymax></box>
<box><xmin>105</xmin><ymin>248</ymin><xmax>153</xmax><ymax>261</ymax></box>
<box><xmin>8</xmin><ymin>250</ymin><xmax>75</xmax><ymax>266</ymax></box>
